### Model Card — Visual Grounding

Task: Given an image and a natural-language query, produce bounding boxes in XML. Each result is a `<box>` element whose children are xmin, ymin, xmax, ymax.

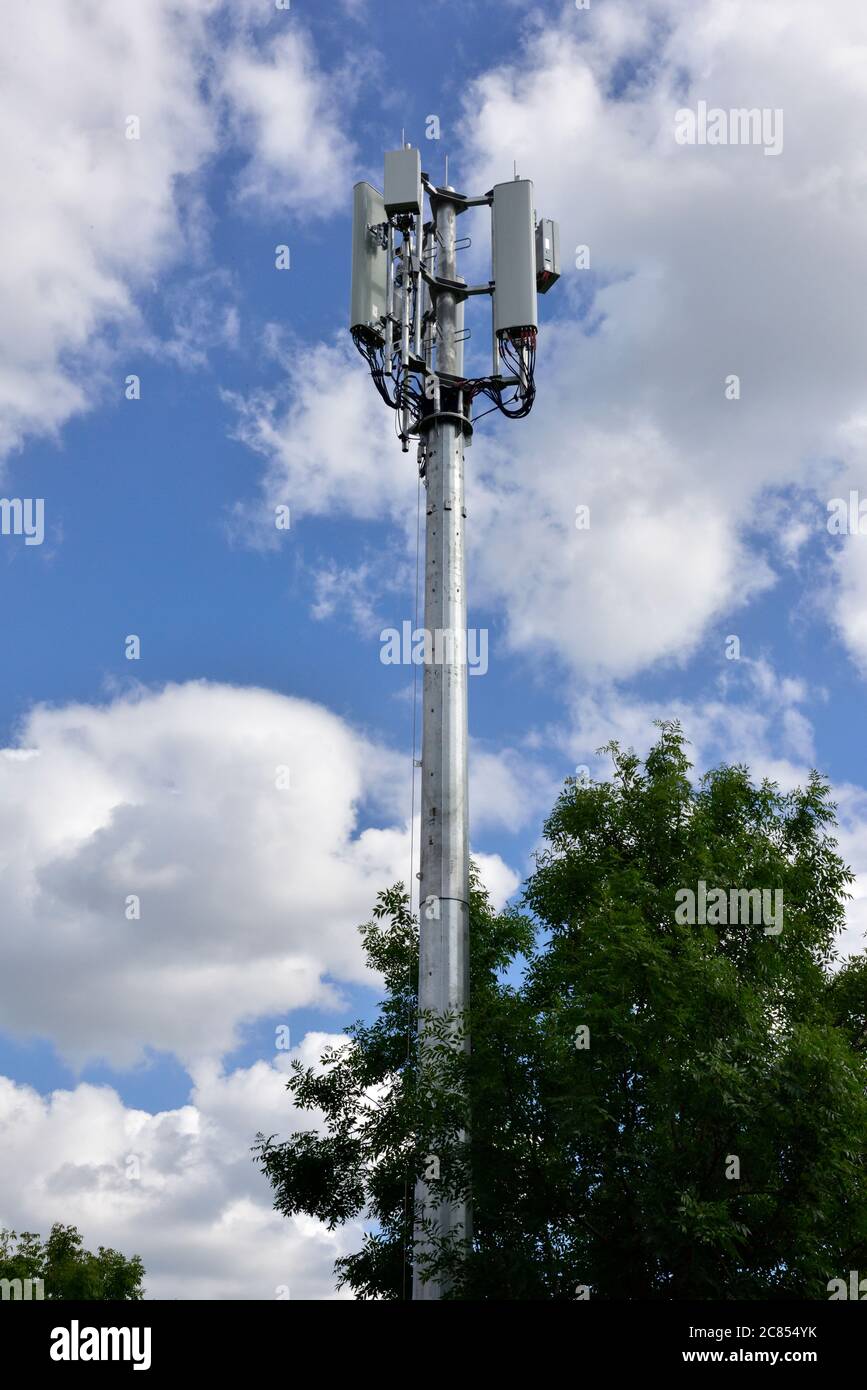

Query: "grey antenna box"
<box><xmin>492</xmin><ymin>179</ymin><xmax>538</xmax><ymax>336</ymax></box>
<box><xmin>536</xmin><ymin>217</ymin><xmax>561</xmax><ymax>293</ymax></box>
<box><xmin>384</xmin><ymin>147</ymin><xmax>422</xmax><ymax>216</ymax></box>
<box><xmin>350</xmin><ymin>181</ymin><xmax>388</xmax><ymax>342</ymax></box>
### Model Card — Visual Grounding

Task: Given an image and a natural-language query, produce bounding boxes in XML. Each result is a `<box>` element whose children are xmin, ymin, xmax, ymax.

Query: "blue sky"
<box><xmin>2</xmin><ymin>0</ymin><xmax>867</xmax><ymax>1298</ymax></box>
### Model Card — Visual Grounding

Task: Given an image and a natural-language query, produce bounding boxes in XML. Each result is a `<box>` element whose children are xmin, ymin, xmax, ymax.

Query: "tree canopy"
<box><xmin>0</xmin><ymin>1223</ymin><xmax>145</xmax><ymax>1300</ymax></box>
<box><xmin>255</xmin><ymin>722</ymin><xmax>867</xmax><ymax>1299</ymax></box>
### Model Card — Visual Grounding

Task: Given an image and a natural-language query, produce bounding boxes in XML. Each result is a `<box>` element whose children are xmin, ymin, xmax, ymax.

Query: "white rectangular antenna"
<box><xmin>492</xmin><ymin>179</ymin><xmax>538</xmax><ymax>335</ymax></box>
<box><xmin>350</xmin><ymin>182</ymin><xmax>387</xmax><ymax>342</ymax></box>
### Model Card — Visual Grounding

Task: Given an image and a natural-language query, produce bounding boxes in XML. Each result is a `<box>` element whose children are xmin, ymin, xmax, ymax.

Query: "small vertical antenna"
<box><xmin>445</xmin><ymin>153</ymin><xmax>449</xmax><ymax>186</ymax></box>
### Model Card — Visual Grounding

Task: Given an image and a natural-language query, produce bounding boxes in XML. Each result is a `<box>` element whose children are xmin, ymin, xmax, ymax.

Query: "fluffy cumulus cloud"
<box><xmin>0</xmin><ymin>0</ymin><xmax>217</xmax><ymax>458</ymax></box>
<box><xmin>470</xmin><ymin>744</ymin><xmax>559</xmax><ymax>837</ymax></box>
<box><xmin>0</xmin><ymin>680</ymin><xmax>517</xmax><ymax>1069</ymax></box>
<box><xmin>226</xmin><ymin>337</ymin><xmax>416</xmax><ymax>534</ymax></box>
<box><xmin>222</xmin><ymin>29</ymin><xmax>355</xmax><ymax>216</ymax></box>
<box><xmin>448</xmin><ymin>0</ymin><xmax>867</xmax><ymax>678</ymax></box>
<box><xmin>0</xmin><ymin>3</ymin><xmax>359</xmax><ymax>462</ymax></box>
<box><xmin>0</xmin><ymin>1034</ymin><xmax>360</xmax><ymax>1299</ymax></box>
<box><xmin>0</xmin><ymin>682</ymin><xmax>404</xmax><ymax>1068</ymax></box>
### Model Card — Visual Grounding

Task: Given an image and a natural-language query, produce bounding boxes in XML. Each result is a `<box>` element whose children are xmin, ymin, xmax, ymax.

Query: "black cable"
<box><xmin>353</xmin><ymin>324</ymin><xmax>538</xmax><ymax>439</ymax></box>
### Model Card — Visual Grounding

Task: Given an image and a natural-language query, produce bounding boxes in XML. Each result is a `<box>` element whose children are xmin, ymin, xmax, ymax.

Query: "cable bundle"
<box><xmin>351</xmin><ymin>323</ymin><xmax>537</xmax><ymax>436</ymax></box>
<box><xmin>451</xmin><ymin>327</ymin><xmax>537</xmax><ymax>424</ymax></box>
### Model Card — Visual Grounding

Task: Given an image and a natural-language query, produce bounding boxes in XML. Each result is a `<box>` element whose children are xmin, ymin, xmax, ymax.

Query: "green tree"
<box><xmin>255</xmin><ymin>723</ymin><xmax>867</xmax><ymax>1299</ymax></box>
<box><xmin>0</xmin><ymin>1224</ymin><xmax>145</xmax><ymax>1299</ymax></box>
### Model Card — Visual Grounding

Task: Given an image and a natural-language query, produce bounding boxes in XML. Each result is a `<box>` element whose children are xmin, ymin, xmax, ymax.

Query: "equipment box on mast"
<box><xmin>384</xmin><ymin>147</ymin><xmax>422</xmax><ymax>216</ymax></box>
<box><xmin>535</xmin><ymin>217</ymin><xmax>561</xmax><ymax>293</ymax></box>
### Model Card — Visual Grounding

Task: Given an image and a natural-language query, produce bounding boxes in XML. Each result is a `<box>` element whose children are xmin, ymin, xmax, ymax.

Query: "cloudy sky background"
<box><xmin>2</xmin><ymin>0</ymin><xmax>867</xmax><ymax>1297</ymax></box>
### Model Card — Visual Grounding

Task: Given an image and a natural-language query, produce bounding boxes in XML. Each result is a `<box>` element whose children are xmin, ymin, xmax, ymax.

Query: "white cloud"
<box><xmin>0</xmin><ymin>5</ymin><xmax>362</xmax><ymax>461</ymax></box>
<box><xmin>311</xmin><ymin>560</ymin><xmax>382</xmax><ymax>629</ymax></box>
<box><xmin>0</xmin><ymin>680</ymin><xmax>521</xmax><ymax>1070</ymax></box>
<box><xmin>0</xmin><ymin>681</ymin><xmax>415</xmax><ymax>1069</ymax></box>
<box><xmin>446</xmin><ymin>0</ymin><xmax>867</xmax><ymax>679</ymax></box>
<box><xmin>222</xmin><ymin>30</ymin><xmax>355</xmax><ymax>216</ymax></box>
<box><xmin>473</xmin><ymin>852</ymin><xmax>520</xmax><ymax>911</ymax></box>
<box><xmin>0</xmin><ymin>0</ymin><xmax>218</xmax><ymax>458</ymax></box>
<box><xmin>471</xmin><ymin>744</ymin><xmax>558</xmax><ymax>836</ymax></box>
<box><xmin>827</xmin><ymin>783</ymin><xmax>867</xmax><ymax>960</ymax></box>
<box><xmin>0</xmin><ymin>1034</ymin><xmax>360</xmax><ymax>1300</ymax></box>
<box><xmin>824</xmin><ymin>416</ymin><xmax>867</xmax><ymax>672</ymax></box>
<box><xmin>472</xmin><ymin>404</ymin><xmax>771</xmax><ymax>679</ymax></box>
<box><xmin>154</xmin><ymin>269</ymin><xmax>242</xmax><ymax>371</ymax></box>
<box><xmin>226</xmin><ymin>337</ymin><xmax>416</xmax><ymax>535</ymax></box>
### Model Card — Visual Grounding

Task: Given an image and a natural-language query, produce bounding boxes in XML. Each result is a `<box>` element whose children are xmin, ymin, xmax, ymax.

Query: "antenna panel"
<box><xmin>350</xmin><ymin>181</ymin><xmax>388</xmax><ymax>342</ymax></box>
<box><xmin>492</xmin><ymin>179</ymin><xmax>538</xmax><ymax>336</ymax></box>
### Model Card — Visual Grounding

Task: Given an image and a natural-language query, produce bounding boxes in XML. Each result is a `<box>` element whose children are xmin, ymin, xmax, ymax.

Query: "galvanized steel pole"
<box><xmin>352</xmin><ymin>147</ymin><xmax>558</xmax><ymax>1299</ymax></box>
<box><xmin>412</xmin><ymin>186</ymin><xmax>471</xmax><ymax>1300</ymax></box>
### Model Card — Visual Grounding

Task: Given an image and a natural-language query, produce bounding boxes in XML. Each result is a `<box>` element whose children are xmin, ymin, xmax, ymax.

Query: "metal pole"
<box><xmin>412</xmin><ymin>187</ymin><xmax>471</xmax><ymax>1300</ymax></box>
